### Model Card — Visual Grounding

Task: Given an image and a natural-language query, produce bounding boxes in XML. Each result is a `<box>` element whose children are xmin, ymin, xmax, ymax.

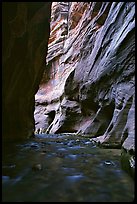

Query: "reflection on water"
<box><xmin>2</xmin><ymin>134</ymin><xmax>134</xmax><ymax>202</ymax></box>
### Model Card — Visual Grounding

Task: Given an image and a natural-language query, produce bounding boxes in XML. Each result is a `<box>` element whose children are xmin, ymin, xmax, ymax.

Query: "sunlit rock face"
<box><xmin>35</xmin><ymin>2</ymin><xmax>71</xmax><ymax>133</ymax></box>
<box><xmin>2</xmin><ymin>2</ymin><xmax>51</xmax><ymax>140</ymax></box>
<box><xmin>34</xmin><ymin>2</ymin><xmax>135</xmax><ymax>175</ymax></box>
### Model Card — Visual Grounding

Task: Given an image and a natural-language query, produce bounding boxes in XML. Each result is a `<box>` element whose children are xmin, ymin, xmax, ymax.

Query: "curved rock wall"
<box><xmin>34</xmin><ymin>2</ymin><xmax>135</xmax><ymax>176</ymax></box>
<box><xmin>2</xmin><ymin>2</ymin><xmax>51</xmax><ymax>141</ymax></box>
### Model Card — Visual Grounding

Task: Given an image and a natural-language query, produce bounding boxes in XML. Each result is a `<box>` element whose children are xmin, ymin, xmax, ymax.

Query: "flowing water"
<box><xmin>2</xmin><ymin>133</ymin><xmax>134</xmax><ymax>202</ymax></box>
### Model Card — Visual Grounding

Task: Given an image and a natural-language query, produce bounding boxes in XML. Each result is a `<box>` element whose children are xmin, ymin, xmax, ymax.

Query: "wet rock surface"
<box><xmin>2</xmin><ymin>134</ymin><xmax>134</xmax><ymax>202</ymax></box>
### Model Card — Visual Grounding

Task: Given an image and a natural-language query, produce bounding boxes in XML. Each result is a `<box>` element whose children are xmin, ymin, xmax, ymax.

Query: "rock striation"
<box><xmin>34</xmin><ymin>2</ymin><xmax>135</xmax><ymax>176</ymax></box>
<box><xmin>2</xmin><ymin>2</ymin><xmax>51</xmax><ymax>141</ymax></box>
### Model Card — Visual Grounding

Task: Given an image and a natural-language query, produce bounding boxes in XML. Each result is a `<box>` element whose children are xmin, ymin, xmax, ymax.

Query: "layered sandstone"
<box><xmin>34</xmin><ymin>2</ymin><xmax>135</xmax><ymax>176</ymax></box>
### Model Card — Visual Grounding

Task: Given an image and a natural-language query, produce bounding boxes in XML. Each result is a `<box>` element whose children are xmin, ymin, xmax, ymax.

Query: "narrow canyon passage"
<box><xmin>2</xmin><ymin>134</ymin><xmax>134</xmax><ymax>202</ymax></box>
<box><xmin>2</xmin><ymin>2</ymin><xmax>135</xmax><ymax>202</ymax></box>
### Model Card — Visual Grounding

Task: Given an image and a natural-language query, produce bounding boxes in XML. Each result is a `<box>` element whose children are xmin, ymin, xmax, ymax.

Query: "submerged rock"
<box><xmin>32</xmin><ymin>164</ymin><xmax>42</xmax><ymax>171</ymax></box>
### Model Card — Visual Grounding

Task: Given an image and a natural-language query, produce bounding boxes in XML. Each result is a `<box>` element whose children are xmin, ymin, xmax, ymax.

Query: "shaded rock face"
<box><xmin>34</xmin><ymin>2</ymin><xmax>135</xmax><ymax>175</ymax></box>
<box><xmin>2</xmin><ymin>2</ymin><xmax>51</xmax><ymax>140</ymax></box>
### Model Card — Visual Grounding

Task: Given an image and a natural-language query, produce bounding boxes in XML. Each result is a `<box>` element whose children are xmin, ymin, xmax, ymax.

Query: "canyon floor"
<box><xmin>2</xmin><ymin>134</ymin><xmax>134</xmax><ymax>202</ymax></box>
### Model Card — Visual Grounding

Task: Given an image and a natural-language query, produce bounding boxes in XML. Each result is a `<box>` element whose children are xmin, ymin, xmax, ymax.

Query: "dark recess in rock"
<box><xmin>2</xmin><ymin>2</ymin><xmax>52</xmax><ymax>141</ymax></box>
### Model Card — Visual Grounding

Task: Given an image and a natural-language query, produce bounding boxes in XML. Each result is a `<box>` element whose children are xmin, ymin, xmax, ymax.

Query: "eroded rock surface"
<box><xmin>2</xmin><ymin>2</ymin><xmax>51</xmax><ymax>140</ymax></box>
<box><xmin>34</xmin><ymin>2</ymin><xmax>135</xmax><ymax>176</ymax></box>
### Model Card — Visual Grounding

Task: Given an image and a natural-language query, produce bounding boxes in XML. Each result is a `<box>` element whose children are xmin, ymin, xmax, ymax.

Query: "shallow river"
<box><xmin>2</xmin><ymin>134</ymin><xmax>134</xmax><ymax>202</ymax></box>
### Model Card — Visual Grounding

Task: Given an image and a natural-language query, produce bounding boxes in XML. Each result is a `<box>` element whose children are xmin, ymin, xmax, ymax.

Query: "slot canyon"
<box><xmin>2</xmin><ymin>2</ymin><xmax>135</xmax><ymax>202</ymax></box>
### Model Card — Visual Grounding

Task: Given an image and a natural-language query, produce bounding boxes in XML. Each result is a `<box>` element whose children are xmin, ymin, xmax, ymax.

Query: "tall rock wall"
<box><xmin>34</xmin><ymin>2</ymin><xmax>135</xmax><ymax>176</ymax></box>
<box><xmin>2</xmin><ymin>2</ymin><xmax>51</xmax><ymax>141</ymax></box>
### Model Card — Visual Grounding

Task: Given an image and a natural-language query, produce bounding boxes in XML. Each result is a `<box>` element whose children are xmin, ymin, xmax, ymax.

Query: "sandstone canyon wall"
<box><xmin>2</xmin><ymin>2</ymin><xmax>51</xmax><ymax>141</ymax></box>
<box><xmin>34</xmin><ymin>2</ymin><xmax>135</xmax><ymax>176</ymax></box>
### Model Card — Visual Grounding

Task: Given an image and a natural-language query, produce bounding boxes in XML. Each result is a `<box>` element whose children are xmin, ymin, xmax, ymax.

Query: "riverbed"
<box><xmin>2</xmin><ymin>133</ymin><xmax>134</xmax><ymax>202</ymax></box>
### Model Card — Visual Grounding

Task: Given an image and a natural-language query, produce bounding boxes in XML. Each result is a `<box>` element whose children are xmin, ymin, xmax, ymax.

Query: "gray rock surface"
<box><xmin>34</xmin><ymin>2</ymin><xmax>135</xmax><ymax>176</ymax></box>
